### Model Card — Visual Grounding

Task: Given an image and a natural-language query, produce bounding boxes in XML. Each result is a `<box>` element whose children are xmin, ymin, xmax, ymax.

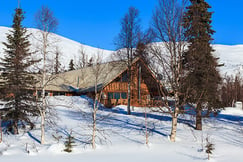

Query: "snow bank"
<box><xmin>220</xmin><ymin>107</ymin><xmax>243</xmax><ymax>116</ymax></box>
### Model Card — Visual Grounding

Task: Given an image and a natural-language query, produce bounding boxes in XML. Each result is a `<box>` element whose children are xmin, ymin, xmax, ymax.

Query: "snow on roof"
<box><xmin>38</xmin><ymin>59</ymin><xmax>134</xmax><ymax>92</ymax></box>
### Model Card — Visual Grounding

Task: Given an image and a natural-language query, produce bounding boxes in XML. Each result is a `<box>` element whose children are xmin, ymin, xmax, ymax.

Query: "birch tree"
<box><xmin>34</xmin><ymin>5</ymin><xmax>58</xmax><ymax>144</ymax></box>
<box><xmin>91</xmin><ymin>55</ymin><xmax>101</xmax><ymax>149</ymax></box>
<box><xmin>76</xmin><ymin>45</ymin><xmax>88</xmax><ymax>69</ymax></box>
<box><xmin>151</xmin><ymin>0</ymin><xmax>188</xmax><ymax>142</ymax></box>
<box><xmin>115</xmin><ymin>7</ymin><xmax>141</xmax><ymax>115</ymax></box>
<box><xmin>77</xmin><ymin>52</ymin><xmax>110</xmax><ymax>149</ymax></box>
<box><xmin>90</xmin><ymin>52</ymin><xmax>110</xmax><ymax>149</ymax></box>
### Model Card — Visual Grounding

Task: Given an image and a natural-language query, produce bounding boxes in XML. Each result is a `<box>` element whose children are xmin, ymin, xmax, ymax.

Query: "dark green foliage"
<box><xmin>54</xmin><ymin>47</ymin><xmax>61</xmax><ymax>74</ymax></box>
<box><xmin>182</xmin><ymin>0</ymin><xmax>222</xmax><ymax>129</ymax></box>
<box><xmin>64</xmin><ymin>131</ymin><xmax>75</xmax><ymax>153</ymax></box>
<box><xmin>68</xmin><ymin>59</ymin><xmax>75</xmax><ymax>71</ymax></box>
<box><xmin>87</xmin><ymin>57</ymin><xmax>93</xmax><ymax>67</ymax></box>
<box><xmin>0</xmin><ymin>8</ymin><xmax>38</xmax><ymax>134</ymax></box>
<box><xmin>205</xmin><ymin>137</ymin><xmax>214</xmax><ymax>160</ymax></box>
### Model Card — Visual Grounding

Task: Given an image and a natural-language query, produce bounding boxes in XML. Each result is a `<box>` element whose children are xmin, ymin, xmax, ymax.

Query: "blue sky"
<box><xmin>0</xmin><ymin>0</ymin><xmax>243</xmax><ymax>50</ymax></box>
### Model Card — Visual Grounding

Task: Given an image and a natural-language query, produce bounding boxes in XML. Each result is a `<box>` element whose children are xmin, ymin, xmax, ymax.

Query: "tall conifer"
<box><xmin>182</xmin><ymin>0</ymin><xmax>221</xmax><ymax>130</ymax></box>
<box><xmin>0</xmin><ymin>8</ymin><xmax>38</xmax><ymax>134</ymax></box>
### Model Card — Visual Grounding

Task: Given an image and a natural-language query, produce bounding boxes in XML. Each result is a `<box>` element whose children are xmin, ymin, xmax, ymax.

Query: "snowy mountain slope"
<box><xmin>0</xmin><ymin>26</ymin><xmax>114</xmax><ymax>70</ymax></box>
<box><xmin>0</xmin><ymin>96</ymin><xmax>243</xmax><ymax>161</ymax></box>
<box><xmin>1</xmin><ymin>26</ymin><xmax>243</xmax><ymax>75</ymax></box>
<box><xmin>213</xmin><ymin>44</ymin><xmax>243</xmax><ymax>76</ymax></box>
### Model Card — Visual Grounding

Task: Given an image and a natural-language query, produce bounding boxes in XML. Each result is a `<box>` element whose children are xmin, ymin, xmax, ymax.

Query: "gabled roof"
<box><xmin>41</xmin><ymin>58</ymin><xmax>141</xmax><ymax>92</ymax></box>
<box><xmin>2</xmin><ymin>57</ymin><xmax>159</xmax><ymax>94</ymax></box>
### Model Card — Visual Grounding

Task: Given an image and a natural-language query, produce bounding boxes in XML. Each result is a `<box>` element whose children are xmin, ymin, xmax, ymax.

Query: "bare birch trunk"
<box><xmin>40</xmin><ymin>110</ymin><xmax>45</xmax><ymax>144</ymax></box>
<box><xmin>40</xmin><ymin>33</ymin><xmax>47</xmax><ymax>144</ymax></box>
<box><xmin>170</xmin><ymin>106</ymin><xmax>179</xmax><ymax>142</ymax></box>
<box><xmin>92</xmin><ymin>75</ymin><xmax>98</xmax><ymax>149</ymax></box>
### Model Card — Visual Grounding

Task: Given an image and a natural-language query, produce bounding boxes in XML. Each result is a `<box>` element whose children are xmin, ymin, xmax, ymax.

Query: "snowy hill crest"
<box><xmin>1</xmin><ymin>26</ymin><xmax>243</xmax><ymax>75</ymax></box>
<box><xmin>0</xmin><ymin>26</ymin><xmax>114</xmax><ymax>71</ymax></box>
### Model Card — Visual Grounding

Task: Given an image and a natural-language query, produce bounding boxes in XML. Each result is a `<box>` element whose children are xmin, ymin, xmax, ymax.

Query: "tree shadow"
<box><xmin>99</xmin><ymin>109</ymin><xmax>195</xmax><ymax>138</ymax></box>
<box><xmin>176</xmin><ymin>151</ymin><xmax>206</xmax><ymax>161</ymax></box>
<box><xmin>27</xmin><ymin>131</ymin><xmax>41</xmax><ymax>144</ymax></box>
<box><xmin>56</xmin><ymin>127</ymin><xmax>90</xmax><ymax>145</ymax></box>
<box><xmin>68</xmin><ymin>96</ymin><xmax>196</xmax><ymax>143</ymax></box>
<box><xmin>216</xmin><ymin>114</ymin><xmax>243</xmax><ymax>126</ymax></box>
<box><xmin>109</xmin><ymin>106</ymin><xmax>195</xmax><ymax>129</ymax></box>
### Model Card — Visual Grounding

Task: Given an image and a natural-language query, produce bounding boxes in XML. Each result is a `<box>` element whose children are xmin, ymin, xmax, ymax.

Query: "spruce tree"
<box><xmin>0</xmin><ymin>8</ymin><xmax>38</xmax><ymax>134</ymax></box>
<box><xmin>63</xmin><ymin>131</ymin><xmax>75</xmax><ymax>153</ymax></box>
<box><xmin>205</xmin><ymin>136</ymin><xmax>215</xmax><ymax>160</ymax></box>
<box><xmin>182</xmin><ymin>0</ymin><xmax>221</xmax><ymax>130</ymax></box>
<box><xmin>54</xmin><ymin>46</ymin><xmax>61</xmax><ymax>74</ymax></box>
<box><xmin>68</xmin><ymin>59</ymin><xmax>75</xmax><ymax>71</ymax></box>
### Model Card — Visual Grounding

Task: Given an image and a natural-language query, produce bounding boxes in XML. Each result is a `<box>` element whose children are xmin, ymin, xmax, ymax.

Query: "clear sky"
<box><xmin>0</xmin><ymin>0</ymin><xmax>243</xmax><ymax>50</ymax></box>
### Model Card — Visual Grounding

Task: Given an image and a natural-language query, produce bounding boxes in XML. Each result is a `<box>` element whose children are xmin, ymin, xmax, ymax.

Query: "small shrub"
<box><xmin>63</xmin><ymin>131</ymin><xmax>75</xmax><ymax>153</ymax></box>
<box><xmin>205</xmin><ymin>136</ymin><xmax>215</xmax><ymax>160</ymax></box>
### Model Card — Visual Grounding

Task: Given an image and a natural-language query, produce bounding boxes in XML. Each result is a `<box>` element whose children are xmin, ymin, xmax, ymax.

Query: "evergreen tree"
<box><xmin>63</xmin><ymin>131</ymin><xmax>75</xmax><ymax>153</ymax></box>
<box><xmin>68</xmin><ymin>59</ymin><xmax>75</xmax><ymax>71</ymax></box>
<box><xmin>54</xmin><ymin>46</ymin><xmax>61</xmax><ymax>74</ymax></box>
<box><xmin>205</xmin><ymin>136</ymin><xmax>215</xmax><ymax>160</ymax></box>
<box><xmin>87</xmin><ymin>57</ymin><xmax>93</xmax><ymax>67</ymax></box>
<box><xmin>182</xmin><ymin>0</ymin><xmax>221</xmax><ymax>130</ymax></box>
<box><xmin>0</xmin><ymin>8</ymin><xmax>38</xmax><ymax>134</ymax></box>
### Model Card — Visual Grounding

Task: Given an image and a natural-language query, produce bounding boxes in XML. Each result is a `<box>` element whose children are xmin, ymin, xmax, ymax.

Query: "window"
<box><xmin>60</xmin><ymin>92</ymin><xmax>65</xmax><ymax>96</ymax></box>
<box><xmin>114</xmin><ymin>92</ymin><xmax>120</xmax><ymax>99</ymax></box>
<box><xmin>108</xmin><ymin>92</ymin><xmax>114</xmax><ymax>99</ymax></box>
<box><xmin>121</xmin><ymin>92</ymin><xmax>127</xmax><ymax>99</ymax></box>
<box><xmin>37</xmin><ymin>91</ymin><xmax>42</xmax><ymax>98</ymax></box>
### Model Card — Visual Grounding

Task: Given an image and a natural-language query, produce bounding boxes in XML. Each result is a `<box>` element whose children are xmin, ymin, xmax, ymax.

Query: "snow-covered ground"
<box><xmin>0</xmin><ymin>96</ymin><xmax>243</xmax><ymax>162</ymax></box>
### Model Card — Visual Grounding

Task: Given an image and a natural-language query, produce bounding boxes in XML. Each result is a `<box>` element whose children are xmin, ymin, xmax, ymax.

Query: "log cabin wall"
<box><xmin>102</xmin><ymin>60</ymin><xmax>162</xmax><ymax>107</ymax></box>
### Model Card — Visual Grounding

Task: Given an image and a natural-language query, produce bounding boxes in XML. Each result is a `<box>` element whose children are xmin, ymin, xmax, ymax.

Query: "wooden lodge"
<box><xmin>35</xmin><ymin>57</ymin><xmax>163</xmax><ymax>107</ymax></box>
<box><xmin>101</xmin><ymin>58</ymin><xmax>162</xmax><ymax>107</ymax></box>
